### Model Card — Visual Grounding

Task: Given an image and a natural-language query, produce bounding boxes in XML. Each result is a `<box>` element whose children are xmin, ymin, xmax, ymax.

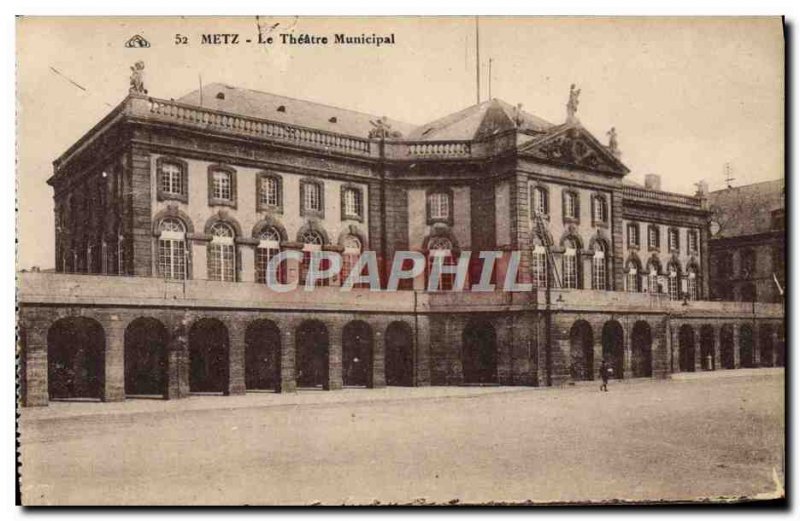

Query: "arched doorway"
<box><xmin>245</xmin><ymin>319</ymin><xmax>281</xmax><ymax>391</ymax></box>
<box><xmin>385</xmin><ymin>322</ymin><xmax>414</xmax><ymax>386</ymax></box>
<box><xmin>47</xmin><ymin>317</ymin><xmax>105</xmax><ymax>400</ymax></box>
<box><xmin>462</xmin><ymin>320</ymin><xmax>497</xmax><ymax>384</ymax></box>
<box><xmin>342</xmin><ymin>321</ymin><xmax>373</xmax><ymax>387</ymax></box>
<box><xmin>631</xmin><ymin>321</ymin><xmax>653</xmax><ymax>378</ymax></box>
<box><xmin>601</xmin><ymin>321</ymin><xmax>624</xmax><ymax>379</ymax></box>
<box><xmin>759</xmin><ymin>324</ymin><xmax>774</xmax><ymax>367</ymax></box>
<box><xmin>188</xmin><ymin>318</ymin><xmax>229</xmax><ymax>393</ymax></box>
<box><xmin>678</xmin><ymin>325</ymin><xmax>695</xmax><ymax>372</ymax></box>
<box><xmin>569</xmin><ymin>320</ymin><xmax>593</xmax><ymax>381</ymax></box>
<box><xmin>720</xmin><ymin>325</ymin><xmax>735</xmax><ymax>369</ymax></box>
<box><xmin>296</xmin><ymin>320</ymin><xmax>329</xmax><ymax>388</ymax></box>
<box><xmin>739</xmin><ymin>324</ymin><xmax>754</xmax><ymax>368</ymax></box>
<box><xmin>699</xmin><ymin>325</ymin><xmax>715</xmax><ymax>371</ymax></box>
<box><xmin>124</xmin><ymin>317</ymin><xmax>168</xmax><ymax>397</ymax></box>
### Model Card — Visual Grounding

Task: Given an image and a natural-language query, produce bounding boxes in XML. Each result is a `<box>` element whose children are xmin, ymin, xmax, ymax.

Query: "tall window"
<box><xmin>668</xmin><ymin>263</ymin><xmax>680</xmax><ymax>301</ymax></box>
<box><xmin>564</xmin><ymin>192</ymin><xmax>579</xmax><ymax>220</ymax></box>
<box><xmin>647</xmin><ymin>263</ymin><xmax>660</xmax><ymax>294</ymax></box>
<box><xmin>256</xmin><ymin>227</ymin><xmax>283</xmax><ymax>284</ymax></box>
<box><xmin>341</xmin><ymin>235</ymin><xmax>364</xmax><ymax>286</ymax></box>
<box><xmin>592</xmin><ymin>243</ymin><xmax>607</xmax><ymax>290</ymax></box>
<box><xmin>303</xmin><ymin>182</ymin><xmax>323</xmax><ymax>213</ymax></box>
<box><xmin>212</xmin><ymin>170</ymin><xmax>232</xmax><ymax>201</ymax></box>
<box><xmin>687</xmin><ymin>229</ymin><xmax>699</xmax><ymax>253</ymax></box>
<box><xmin>427</xmin><ymin>236</ymin><xmax>455</xmax><ymax>290</ymax></box>
<box><xmin>562</xmin><ymin>239</ymin><xmax>578</xmax><ymax>289</ymax></box>
<box><xmin>593</xmin><ymin>196</ymin><xmax>608</xmax><ymax>224</ymax></box>
<box><xmin>532</xmin><ymin>187</ymin><xmax>548</xmax><ymax>216</ymax></box>
<box><xmin>161</xmin><ymin>162</ymin><xmax>184</xmax><ymax>196</ymax></box>
<box><xmin>299</xmin><ymin>230</ymin><xmax>324</xmax><ymax>286</ymax></box>
<box><xmin>626</xmin><ymin>262</ymin><xmax>640</xmax><ymax>293</ymax></box>
<box><xmin>342</xmin><ymin>187</ymin><xmax>363</xmax><ymax>220</ymax></box>
<box><xmin>687</xmin><ymin>267</ymin><xmax>698</xmax><ymax>301</ymax></box>
<box><xmin>627</xmin><ymin>223</ymin><xmax>640</xmax><ymax>248</ymax></box>
<box><xmin>158</xmin><ymin>218</ymin><xmax>187</xmax><ymax>280</ymax></box>
<box><xmin>208</xmin><ymin>222</ymin><xmax>236</xmax><ymax>282</ymax></box>
<box><xmin>428</xmin><ymin>192</ymin><xmax>450</xmax><ymax>221</ymax></box>
<box><xmin>531</xmin><ymin>246</ymin><xmax>547</xmax><ymax>288</ymax></box>
<box><xmin>668</xmin><ymin>228</ymin><xmax>680</xmax><ymax>252</ymax></box>
<box><xmin>648</xmin><ymin>225</ymin><xmax>660</xmax><ymax>250</ymax></box>
<box><xmin>259</xmin><ymin>175</ymin><xmax>281</xmax><ymax>209</ymax></box>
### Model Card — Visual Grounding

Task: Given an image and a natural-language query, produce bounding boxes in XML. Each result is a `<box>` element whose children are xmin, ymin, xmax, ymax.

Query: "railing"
<box><xmin>623</xmin><ymin>186</ymin><xmax>703</xmax><ymax>208</ymax></box>
<box><xmin>407</xmin><ymin>141</ymin><xmax>472</xmax><ymax>157</ymax></box>
<box><xmin>142</xmin><ymin>97</ymin><xmax>373</xmax><ymax>156</ymax></box>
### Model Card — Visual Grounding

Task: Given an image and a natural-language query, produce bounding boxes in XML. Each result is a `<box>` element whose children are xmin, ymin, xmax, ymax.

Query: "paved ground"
<box><xmin>19</xmin><ymin>369</ymin><xmax>784</xmax><ymax>505</ymax></box>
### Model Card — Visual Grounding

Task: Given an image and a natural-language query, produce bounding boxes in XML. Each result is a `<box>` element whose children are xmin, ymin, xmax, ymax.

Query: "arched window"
<box><xmin>158</xmin><ymin>218</ymin><xmax>187</xmax><ymax>280</ymax></box>
<box><xmin>686</xmin><ymin>264</ymin><xmax>699</xmax><ymax>301</ymax></box>
<box><xmin>646</xmin><ymin>260</ymin><xmax>660</xmax><ymax>294</ymax></box>
<box><xmin>299</xmin><ymin>230</ymin><xmax>325</xmax><ymax>286</ymax></box>
<box><xmin>626</xmin><ymin>259</ymin><xmax>641</xmax><ymax>293</ymax></box>
<box><xmin>592</xmin><ymin>241</ymin><xmax>607</xmax><ymax>290</ymax></box>
<box><xmin>562</xmin><ymin>238</ymin><xmax>579</xmax><ymax>289</ymax></box>
<box><xmin>208</xmin><ymin>222</ymin><xmax>236</xmax><ymax>282</ymax></box>
<box><xmin>531</xmin><ymin>245</ymin><xmax>547</xmax><ymax>288</ymax></box>
<box><xmin>668</xmin><ymin>262</ymin><xmax>680</xmax><ymax>301</ymax></box>
<box><xmin>341</xmin><ymin>235</ymin><xmax>363</xmax><ymax>285</ymax></box>
<box><xmin>256</xmin><ymin>227</ymin><xmax>283</xmax><ymax>284</ymax></box>
<box><xmin>427</xmin><ymin>236</ymin><xmax>455</xmax><ymax>290</ymax></box>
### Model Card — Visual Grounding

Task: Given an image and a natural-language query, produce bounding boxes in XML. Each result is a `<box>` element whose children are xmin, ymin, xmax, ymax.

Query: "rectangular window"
<box><xmin>626</xmin><ymin>270</ymin><xmax>638</xmax><ymax>293</ymax></box>
<box><xmin>668</xmin><ymin>272</ymin><xmax>679</xmax><ymax>300</ymax></box>
<box><xmin>209</xmin><ymin>242</ymin><xmax>235</xmax><ymax>282</ymax></box>
<box><xmin>648</xmin><ymin>226</ymin><xmax>659</xmax><ymax>250</ymax></box>
<box><xmin>158</xmin><ymin>238</ymin><xmax>186</xmax><ymax>280</ymax></box>
<box><xmin>161</xmin><ymin>162</ymin><xmax>183</xmax><ymax>195</ymax></box>
<box><xmin>647</xmin><ymin>271</ymin><xmax>659</xmax><ymax>294</ymax></box>
<box><xmin>627</xmin><ymin>223</ymin><xmax>640</xmax><ymax>248</ymax></box>
<box><xmin>304</xmin><ymin>182</ymin><xmax>323</xmax><ymax>212</ymax></box>
<box><xmin>562</xmin><ymin>250</ymin><xmax>578</xmax><ymax>289</ymax></box>
<box><xmin>669</xmin><ymin>229</ymin><xmax>680</xmax><ymax>252</ymax></box>
<box><xmin>564</xmin><ymin>192</ymin><xmax>578</xmax><ymax>219</ymax></box>
<box><xmin>592</xmin><ymin>253</ymin><xmax>606</xmax><ymax>290</ymax></box>
<box><xmin>687</xmin><ymin>274</ymin><xmax>698</xmax><ymax>301</ymax></box>
<box><xmin>256</xmin><ymin>245</ymin><xmax>284</xmax><ymax>284</ymax></box>
<box><xmin>532</xmin><ymin>187</ymin><xmax>548</xmax><ymax>216</ymax></box>
<box><xmin>593</xmin><ymin>196</ymin><xmax>607</xmax><ymax>223</ymax></box>
<box><xmin>343</xmin><ymin>187</ymin><xmax>363</xmax><ymax>219</ymax></box>
<box><xmin>428</xmin><ymin>192</ymin><xmax>450</xmax><ymax>220</ymax></box>
<box><xmin>260</xmin><ymin>176</ymin><xmax>280</xmax><ymax>207</ymax></box>
<box><xmin>532</xmin><ymin>247</ymin><xmax>547</xmax><ymax>288</ymax></box>
<box><xmin>212</xmin><ymin>171</ymin><xmax>232</xmax><ymax>200</ymax></box>
<box><xmin>426</xmin><ymin>251</ymin><xmax>456</xmax><ymax>291</ymax></box>
<box><xmin>687</xmin><ymin>230</ymin><xmax>698</xmax><ymax>253</ymax></box>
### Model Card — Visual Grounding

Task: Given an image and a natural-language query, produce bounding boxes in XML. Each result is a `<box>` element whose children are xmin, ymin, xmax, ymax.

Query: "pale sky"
<box><xmin>16</xmin><ymin>16</ymin><xmax>784</xmax><ymax>270</ymax></box>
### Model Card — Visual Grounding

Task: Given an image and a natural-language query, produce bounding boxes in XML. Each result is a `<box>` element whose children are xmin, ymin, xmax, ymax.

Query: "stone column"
<box><xmin>669</xmin><ymin>325</ymin><xmax>679</xmax><ymax>374</ymax></box>
<box><xmin>732</xmin><ymin>325</ymin><xmax>741</xmax><ymax>368</ymax></box>
<box><xmin>103</xmin><ymin>317</ymin><xmax>126</xmax><ymax>402</ymax></box>
<box><xmin>279</xmin><ymin>324</ymin><xmax>296</xmax><ymax>393</ymax></box>
<box><xmin>369</xmin><ymin>325</ymin><xmax>386</xmax><ymax>389</ymax></box>
<box><xmin>326</xmin><ymin>321</ymin><xmax>343</xmax><ymax>391</ymax></box>
<box><xmin>497</xmin><ymin>316</ymin><xmax>514</xmax><ymax>385</ymax></box>
<box><xmin>623</xmin><ymin>325</ymin><xmax>633</xmax><ymax>379</ymax></box>
<box><xmin>22</xmin><ymin>325</ymin><xmax>49</xmax><ymax>407</ymax></box>
<box><xmin>239</xmin><ymin>244</ymin><xmax>256</xmax><ymax>283</ymax></box>
<box><xmin>226</xmin><ymin>319</ymin><xmax>246</xmax><ymax>396</ymax></box>
<box><xmin>165</xmin><ymin>314</ymin><xmax>190</xmax><ymax>400</ymax></box>
<box><xmin>694</xmin><ymin>327</ymin><xmax>703</xmax><ymax>372</ymax></box>
<box><xmin>712</xmin><ymin>327</ymin><xmax>721</xmax><ymax>371</ymax></box>
<box><xmin>752</xmin><ymin>324</ymin><xmax>761</xmax><ymax>367</ymax></box>
<box><xmin>593</xmin><ymin>338</ymin><xmax>603</xmax><ymax>382</ymax></box>
<box><xmin>414</xmin><ymin>315</ymin><xmax>431</xmax><ymax>386</ymax></box>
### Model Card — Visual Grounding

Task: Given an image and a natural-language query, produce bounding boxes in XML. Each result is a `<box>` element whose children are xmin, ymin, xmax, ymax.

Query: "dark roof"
<box><xmin>406</xmin><ymin>98</ymin><xmax>554</xmax><ymax>141</ymax></box>
<box><xmin>178</xmin><ymin>83</ymin><xmax>417</xmax><ymax>138</ymax></box>
<box><xmin>708</xmin><ymin>179</ymin><xmax>784</xmax><ymax>238</ymax></box>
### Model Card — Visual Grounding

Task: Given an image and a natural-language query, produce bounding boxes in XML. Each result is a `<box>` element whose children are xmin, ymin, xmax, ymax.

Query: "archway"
<box><xmin>385</xmin><ymin>322</ymin><xmax>414</xmax><ymax>386</ymax></box>
<box><xmin>342</xmin><ymin>321</ymin><xmax>373</xmax><ymax>387</ymax></box>
<box><xmin>678</xmin><ymin>325</ymin><xmax>696</xmax><ymax>372</ymax></box>
<box><xmin>245</xmin><ymin>319</ymin><xmax>281</xmax><ymax>391</ymax></box>
<box><xmin>47</xmin><ymin>317</ymin><xmax>105</xmax><ymax>400</ymax></box>
<box><xmin>631</xmin><ymin>321</ymin><xmax>653</xmax><ymax>378</ymax></box>
<box><xmin>739</xmin><ymin>324</ymin><xmax>755</xmax><ymax>368</ymax></box>
<box><xmin>569</xmin><ymin>320</ymin><xmax>594</xmax><ymax>381</ymax></box>
<box><xmin>296</xmin><ymin>320</ymin><xmax>329</xmax><ymax>388</ymax></box>
<box><xmin>188</xmin><ymin>318</ymin><xmax>229</xmax><ymax>393</ymax></box>
<box><xmin>124</xmin><ymin>317</ymin><xmax>168</xmax><ymax>397</ymax></box>
<box><xmin>699</xmin><ymin>325</ymin><xmax>715</xmax><ymax>371</ymax></box>
<box><xmin>759</xmin><ymin>324</ymin><xmax>774</xmax><ymax>367</ymax></box>
<box><xmin>720</xmin><ymin>325</ymin><xmax>735</xmax><ymax>369</ymax></box>
<box><xmin>601</xmin><ymin>321</ymin><xmax>624</xmax><ymax>379</ymax></box>
<box><xmin>462</xmin><ymin>320</ymin><xmax>497</xmax><ymax>384</ymax></box>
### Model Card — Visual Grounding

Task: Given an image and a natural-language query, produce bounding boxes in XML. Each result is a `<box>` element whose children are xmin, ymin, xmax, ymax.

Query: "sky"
<box><xmin>16</xmin><ymin>16</ymin><xmax>784</xmax><ymax>270</ymax></box>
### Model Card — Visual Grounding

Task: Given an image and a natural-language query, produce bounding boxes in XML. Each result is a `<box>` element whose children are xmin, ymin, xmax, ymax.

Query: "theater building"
<box><xmin>17</xmin><ymin>76</ymin><xmax>784</xmax><ymax>406</ymax></box>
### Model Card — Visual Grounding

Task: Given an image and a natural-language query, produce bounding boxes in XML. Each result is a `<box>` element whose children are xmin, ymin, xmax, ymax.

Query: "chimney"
<box><xmin>694</xmin><ymin>180</ymin><xmax>709</xmax><ymax>197</ymax></box>
<box><xmin>644</xmin><ymin>174</ymin><xmax>661</xmax><ymax>191</ymax></box>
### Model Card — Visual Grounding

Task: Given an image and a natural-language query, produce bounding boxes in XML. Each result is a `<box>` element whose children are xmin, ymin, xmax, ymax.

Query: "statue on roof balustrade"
<box><xmin>566</xmin><ymin>83</ymin><xmax>581</xmax><ymax>123</ymax></box>
<box><xmin>129</xmin><ymin>61</ymin><xmax>147</xmax><ymax>95</ymax></box>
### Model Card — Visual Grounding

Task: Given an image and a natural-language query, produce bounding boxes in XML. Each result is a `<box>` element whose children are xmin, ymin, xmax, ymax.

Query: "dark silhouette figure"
<box><xmin>599</xmin><ymin>359</ymin><xmax>611</xmax><ymax>392</ymax></box>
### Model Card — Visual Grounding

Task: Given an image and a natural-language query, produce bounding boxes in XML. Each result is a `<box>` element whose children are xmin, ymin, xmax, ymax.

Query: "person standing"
<box><xmin>599</xmin><ymin>359</ymin><xmax>610</xmax><ymax>392</ymax></box>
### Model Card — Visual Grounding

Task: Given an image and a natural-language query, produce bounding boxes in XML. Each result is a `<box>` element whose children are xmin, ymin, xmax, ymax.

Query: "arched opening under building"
<box><xmin>385</xmin><ymin>321</ymin><xmax>414</xmax><ymax>386</ymax></box>
<box><xmin>569</xmin><ymin>320</ymin><xmax>594</xmax><ymax>381</ymax></box>
<box><xmin>678</xmin><ymin>325</ymin><xmax>696</xmax><ymax>372</ymax></box>
<box><xmin>631</xmin><ymin>321</ymin><xmax>653</xmax><ymax>378</ymax></box>
<box><xmin>342</xmin><ymin>321</ymin><xmax>373</xmax><ymax>387</ymax></box>
<box><xmin>720</xmin><ymin>325</ymin><xmax>735</xmax><ymax>369</ymax></box>
<box><xmin>124</xmin><ymin>317</ymin><xmax>168</xmax><ymax>397</ymax></box>
<box><xmin>601</xmin><ymin>321</ymin><xmax>624</xmax><ymax>379</ymax></box>
<box><xmin>295</xmin><ymin>320</ymin><xmax>329</xmax><ymax>388</ymax></box>
<box><xmin>699</xmin><ymin>325</ymin><xmax>715</xmax><ymax>371</ymax></box>
<box><xmin>462</xmin><ymin>320</ymin><xmax>497</xmax><ymax>384</ymax></box>
<box><xmin>245</xmin><ymin>319</ymin><xmax>281</xmax><ymax>391</ymax></box>
<box><xmin>759</xmin><ymin>324</ymin><xmax>774</xmax><ymax>367</ymax></box>
<box><xmin>739</xmin><ymin>324</ymin><xmax>755</xmax><ymax>368</ymax></box>
<box><xmin>47</xmin><ymin>317</ymin><xmax>105</xmax><ymax>400</ymax></box>
<box><xmin>188</xmin><ymin>318</ymin><xmax>229</xmax><ymax>393</ymax></box>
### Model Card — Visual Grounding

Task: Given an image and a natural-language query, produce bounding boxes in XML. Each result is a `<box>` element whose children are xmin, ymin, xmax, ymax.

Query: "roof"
<box><xmin>406</xmin><ymin>98</ymin><xmax>554</xmax><ymax>141</ymax></box>
<box><xmin>177</xmin><ymin>83</ymin><xmax>417</xmax><ymax>138</ymax></box>
<box><xmin>708</xmin><ymin>179</ymin><xmax>785</xmax><ymax>238</ymax></box>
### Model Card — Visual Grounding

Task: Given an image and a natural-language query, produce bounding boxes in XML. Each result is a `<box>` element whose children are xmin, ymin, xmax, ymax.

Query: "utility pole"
<box><xmin>475</xmin><ymin>16</ymin><xmax>481</xmax><ymax>104</ymax></box>
<box><xmin>724</xmin><ymin>162</ymin><xmax>735</xmax><ymax>188</ymax></box>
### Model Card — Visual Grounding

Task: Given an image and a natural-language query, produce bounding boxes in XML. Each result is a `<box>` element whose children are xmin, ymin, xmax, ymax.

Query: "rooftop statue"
<box><xmin>368</xmin><ymin>116</ymin><xmax>402</xmax><ymax>139</ymax></box>
<box><xmin>566</xmin><ymin>83</ymin><xmax>581</xmax><ymax>123</ymax></box>
<box><xmin>129</xmin><ymin>61</ymin><xmax>147</xmax><ymax>95</ymax></box>
<box><xmin>607</xmin><ymin>127</ymin><xmax>620</xmax><ymax>156</ymax></box>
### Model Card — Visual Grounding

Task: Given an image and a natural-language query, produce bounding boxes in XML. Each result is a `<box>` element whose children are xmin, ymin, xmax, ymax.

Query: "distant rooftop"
<box><xmin>708</xmin><ymin>179</ymin><xmax>785</xmax><ymax>238</ymax></box>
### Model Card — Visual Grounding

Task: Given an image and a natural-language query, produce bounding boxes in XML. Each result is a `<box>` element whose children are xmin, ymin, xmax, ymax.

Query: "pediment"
<box><xmin>519</xmin><ymin>125</ymin><xmax>629</xmax><ymax>175</ymax></box>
